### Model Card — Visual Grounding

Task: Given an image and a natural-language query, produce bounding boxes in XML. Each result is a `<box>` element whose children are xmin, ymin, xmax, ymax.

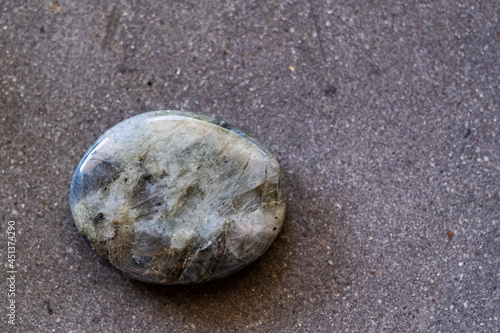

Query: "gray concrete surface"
<box><xmin>1</xmin><ymin>1</ymin><xmax>499</xmax><ymax>332</ymax></box>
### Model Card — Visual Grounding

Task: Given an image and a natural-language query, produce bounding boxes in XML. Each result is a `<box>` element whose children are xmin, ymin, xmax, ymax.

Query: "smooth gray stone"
<box><xmin>70</xmin><ymin>111</ymin><xmax>286</xmax><ymax>285</ymax></box>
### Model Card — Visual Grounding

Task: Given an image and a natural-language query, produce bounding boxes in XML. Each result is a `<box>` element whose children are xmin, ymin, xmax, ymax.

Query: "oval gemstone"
<box><xmin>70</xmin><ymin>111</ymin><xmax>286</xmax><ymax>284</ymax></box>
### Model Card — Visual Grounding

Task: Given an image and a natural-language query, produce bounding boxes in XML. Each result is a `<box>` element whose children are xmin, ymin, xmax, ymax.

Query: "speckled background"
<box><xmin>1</xmin><ymin>1</ymin><xmax>499</xmax><ymax>332</ymax></box>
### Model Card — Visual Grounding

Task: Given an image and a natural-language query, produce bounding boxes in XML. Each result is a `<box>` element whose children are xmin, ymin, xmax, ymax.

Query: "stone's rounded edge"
<box><xmin>69</xmin><ymin>133</ymin><xmax>106</xmax><ymax>212</ymax></box>
<box><xmin>69</xmin><ymin>110</ymin><xmax>287</xmax><ymax>285</ymax></box>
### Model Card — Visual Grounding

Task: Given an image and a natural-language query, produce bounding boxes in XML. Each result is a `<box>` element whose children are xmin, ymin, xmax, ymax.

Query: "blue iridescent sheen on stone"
<box><xmin>70</xmin><ymin>111</ymin><xmax>286</xmax><ymax>285</ymax></box>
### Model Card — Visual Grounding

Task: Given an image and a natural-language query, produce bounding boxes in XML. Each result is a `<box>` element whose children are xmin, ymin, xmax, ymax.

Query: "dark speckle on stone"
<box><xmin>92</xmin><ymin>212</ymin><xmax>105</xmax><ymax>224</ymax></box>
<box><xmin>142</xmin><ymin>174</ymin><xmax>153</xmax><ymax>184</ymax></box>
<box><xmin>217</xmin><ymin>120</ymin><xmax>230</xmax><ymax>129</ymax></box>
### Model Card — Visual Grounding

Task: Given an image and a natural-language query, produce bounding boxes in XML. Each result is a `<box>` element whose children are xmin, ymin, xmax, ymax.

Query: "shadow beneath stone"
<box><xmin>277</xmin><ymin>170</ymin><xmax>356</xmax><ymax>294</ymax></box>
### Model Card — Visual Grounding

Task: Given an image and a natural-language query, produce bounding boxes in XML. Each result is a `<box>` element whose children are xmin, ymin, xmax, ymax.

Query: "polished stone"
<box><xmin>70</xmin><ymin>111</ymin><xmax>286</xmax><ymax>285</ymax></box>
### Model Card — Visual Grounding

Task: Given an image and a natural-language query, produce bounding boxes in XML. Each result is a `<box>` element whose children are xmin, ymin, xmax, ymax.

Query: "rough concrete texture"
<box><xmin>0</xmin><ymin>1</ymin><xmax>499</xmax><ymax>332</ymax></box>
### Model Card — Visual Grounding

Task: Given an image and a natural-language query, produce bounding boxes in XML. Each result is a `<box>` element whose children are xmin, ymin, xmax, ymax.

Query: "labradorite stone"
<box><xmin>70</xmin><ymin>111</ymin><xmax>286</xmax><ymax>285</ymax></box>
